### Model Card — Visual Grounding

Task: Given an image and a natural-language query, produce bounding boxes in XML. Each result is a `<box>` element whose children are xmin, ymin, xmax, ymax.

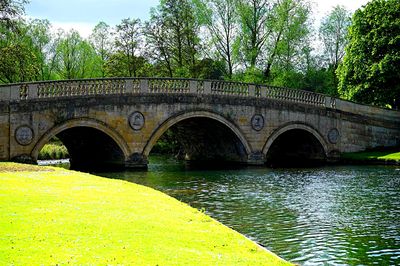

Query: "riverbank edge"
<box><xmin>0</xmin><ymin>162</ymin><xmax>292</xmax><ymax>265</ymax></box>
<box><xmin>340</xmin><ymin>151</ymin><xmax>400</xmax><ymax>166</ymax></box>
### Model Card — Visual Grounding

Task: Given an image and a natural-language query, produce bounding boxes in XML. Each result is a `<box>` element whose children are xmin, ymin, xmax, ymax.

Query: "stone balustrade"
<box><xmin>1</xmin><ymin>77</ymin><xmax>332</xmax><ymax>108</ymax></box>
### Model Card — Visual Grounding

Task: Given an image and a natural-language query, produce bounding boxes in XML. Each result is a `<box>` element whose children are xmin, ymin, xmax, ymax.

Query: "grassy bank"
<box><xmin>0</xmin><ymin>163</ymin><xmax>291</xmax><ymax>265</ymax></box>
<box><xmin>341</xmin><ymin>150</ymin><xmax>400</xmax><ymax>164</ymax></box>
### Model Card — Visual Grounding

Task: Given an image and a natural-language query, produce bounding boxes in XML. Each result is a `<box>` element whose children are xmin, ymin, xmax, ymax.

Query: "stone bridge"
<box><xmin>0</xmin><ymin>78</ymin><xmax>399</xmax><ymax>170</ymax></box>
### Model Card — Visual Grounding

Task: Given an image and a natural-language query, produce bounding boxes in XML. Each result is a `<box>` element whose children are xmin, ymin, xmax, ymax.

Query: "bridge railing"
<box><xmin>0</xmin><ymin>77</ymin><xmax>333</xmax><ymax>108</ymax></box>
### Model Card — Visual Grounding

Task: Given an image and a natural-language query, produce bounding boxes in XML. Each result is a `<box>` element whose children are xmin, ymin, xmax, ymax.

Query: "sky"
<box><xmin>25</xmin><ymin>0</ymin><xmax>370</xmax><ymax>38</ymax></box>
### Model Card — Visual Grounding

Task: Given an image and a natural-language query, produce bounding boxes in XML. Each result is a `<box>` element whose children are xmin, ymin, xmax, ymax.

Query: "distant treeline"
<box><xmin>1</xmin><ymin>0</ymin><xmax>399</xmax><ymax>108</ymax></box>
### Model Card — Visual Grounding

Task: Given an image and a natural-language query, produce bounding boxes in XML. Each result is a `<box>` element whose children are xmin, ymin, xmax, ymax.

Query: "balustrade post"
<box><xmin>140</xmin><ymin>79</ymin><xmax>149</xmax><ymax>93</ymax></box>
<box><xmin>325</xmin><ymin>96</ymin><xmax>336</xmax><ymax>109</ymax></box>
<box><xmin>260</xmin><ymin>86</ymin><xmax>267</xmax><ymax>98</ymax></box>
<box><xmin>0</xmin><ymin>86</ymin><xmax>11</xmax><ymax>101</ymax></box>
<box><xmin>28</xmin><ymin>84</ymin><xmax>38</xmax><ymax>99</ymax></box>
<box><xmin>125</xmin><ymin>79</ymin><xmax>134</xmax><ymax>94</ymax></box>
<box><xmin>204</xmin><ymin>81</ymin><xmax>212</xmax><ymax>94</ymax></box>
<box><xmin>189</xmin><ymin>80</ymin><xmax>197</xmax><ymax>93</ymax></box>
<box><xmin>249</xmin><ymin>85</ymin><xmax>256</xmax><ymax>97</ymax></box>
<box><xmin>325</xmin><ymin>96</ymin><xmax>332</xmax><ymax>108</ymax></box>
<box><xmin>10</xmin><ymin>85</ymin><xmax>20</xmax><ymax>101</ymax></box>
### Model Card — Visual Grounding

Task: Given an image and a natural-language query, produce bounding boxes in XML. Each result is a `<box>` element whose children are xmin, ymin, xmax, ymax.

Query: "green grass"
<box><xmin>342</xmin><ymin>151</ymin><xmax>400</xmax><ymax>163</ymax></box>
<box><xmin>0</xmin><ymin>163</ymin><xmax>291</xmax><ymax>265</ymax></box>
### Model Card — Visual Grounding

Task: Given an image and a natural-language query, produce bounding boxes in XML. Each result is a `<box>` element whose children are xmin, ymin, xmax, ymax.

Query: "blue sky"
<box><xmin>25</xmin><ymin>0</ymin><xmax>370</xmax><ymax>38</ymax></box>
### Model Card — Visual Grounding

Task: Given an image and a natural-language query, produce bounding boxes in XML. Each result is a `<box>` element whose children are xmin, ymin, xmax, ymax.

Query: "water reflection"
<box><xmin>60</xmin><ymin>156</ymin><xmax>400</xmax><ymax>265</ymax></box>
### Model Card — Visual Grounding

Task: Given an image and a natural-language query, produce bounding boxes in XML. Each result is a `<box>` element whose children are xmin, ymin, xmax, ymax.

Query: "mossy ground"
<box><xmin>0</xmin><ymin>163</ymin><xmax>291</xmax><ymax>265</ymax></box>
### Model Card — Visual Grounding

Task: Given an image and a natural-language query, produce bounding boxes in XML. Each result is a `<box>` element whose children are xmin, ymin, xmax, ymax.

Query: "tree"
<box><xmin>114</xmin><ymin>18</ymin><xmax>142</xmax><ymax>77</ymax></box>
<box><xmin>105</xmin><ymin>51</ymin><xmax>152</xmax><ymax>77</ymax></box>
<box><xmin>144</xmin><ymin>12</ymin><xmax>174</xmax><ymax>77</ymax></box>
<box><xmin>27</xmin><ymin>19</ymin><xmax>55</xmax><ymax>80</ymax></box>
<box><xmin>236</xmin><ymin>0</ymin><xmax>272</xmax><ymax>69</ymax></box>
<box><xmin>90</xmin><ymin>21</ymin><xmax>112</xmax><ymax>77</ymax></box>
<box><xmin>146</xmin><ymin>0</ymin><xmax>200</xmax><ymax>77</ymax></box>
<box><xmin>262</xmin><ymin>0</ymin><xmax>313</xmax><ymax>87</ymax></box>
<box><xmin>0</xmin><ymin>0</ymin><xmax>28</xmax><ymax>28</ymax></box>
<box><xmin>319</xmin><ymin>5</ymin><xmax>351</xmax><ymax>87</ymax></box>
<box><xmin>0</xmin><ymin>19</ymin><xmax>39</xmax><ymax>83</ymax></box>
<box><xmin>54</xmin><ymin>30</ymin><xmax>100</xmax><ymax>79</ymax></box>
<box><xmin>273</xmin><ymin>0</ymin><xmax>311</xmax><ymax>71</ymax></box>
<box><xmin>194</xmin><ymin>0</ymin><xmax>238</xmax><ymax>78</ymax></box>
<box><xmin>338</xmin><ymin>0</ymin><xmax>400</xmax><ymax>109</ymax></box>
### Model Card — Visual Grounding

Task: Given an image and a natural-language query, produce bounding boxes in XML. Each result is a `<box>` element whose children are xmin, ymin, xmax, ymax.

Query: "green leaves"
<box><xmin>54</xmin><ymin>30</ymin><xmax>100</xmax><ymax>79</ymax></box>
<box><xmin>338</xmin><ymin>0</ymin><xmax>400</xmax><ymax>108</ymax></box>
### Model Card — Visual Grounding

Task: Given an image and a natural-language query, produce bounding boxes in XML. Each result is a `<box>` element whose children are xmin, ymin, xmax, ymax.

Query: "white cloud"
<box><xmin>313</xmin><ymin>0</ymin><xmax>370</xmax><ymax>24</ymax></box>
<box><xmin>51</xmin><ymin>21</ymin><xmax>95</xmax><ymax>38</ymax></box>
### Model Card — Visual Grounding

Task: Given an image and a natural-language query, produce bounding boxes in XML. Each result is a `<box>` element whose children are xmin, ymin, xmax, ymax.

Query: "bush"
<box><xmin>38</xmin><ymin>143</ymin><xmax>69</xmax><ymax>160</ymax></box>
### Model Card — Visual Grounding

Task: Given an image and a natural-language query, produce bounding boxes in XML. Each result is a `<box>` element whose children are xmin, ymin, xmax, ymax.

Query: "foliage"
<box><xmin>192</xmin><ymin>58</ymin><xmax>226</xmax><ymax>79</ymax></box>
<box><xmin>89</xmin><ymin>21</ymin><xmax>112</xmax><ymax>77</ymax></box>
<box><xmin>0</xmin><ymin>0</ymin><xmax>28</xmax><ymax>28</ymax></box>
<box><xmin>54</xmin><ymin>30</ymin><xmax>101</xmax><ymax>79</ymax></box>
<box><xmin>236</xmin><ymin>0</ymin><xmax>271</xmax><ymax>69</ymax></box>
<box><xmin>0</xmin><ymin>20</ymin><xmax>39</xmax><ymax>83</ymax></box>
<box><xmin>272</xmin><ymin>0</ymin><xmax>311</xmax><ymax>73</ymax></box>
<box><xmin>0</xmin><ymin>164</ymin><xmax>291</xmax><ymax>265</ymax></box>
<box><xmin>151</xmin><ymin>129</ymin><xmax>181</xmax><ymax>155</ymax></box>
<box><xmin>319</xmin><ymin>6</ymin><xmax>351</xmax><ymax>72</ymax></box>
<box><xmin>338</xmin><ymin>0</ymin><xmax>400</xmax><ymax>109</ymax></box>
<box><xmin>105</xmin><ymin>52</ymin><xmax>152</xmax><ymax>77</ymax></box>
<box><xmin>113</xmin><ymin>18</ymin><xmax>142</xmax><ymax>77</ymax></box>
<box><xmin>38</xmin><ymin>143</ymin><xmax>69</xmax><ymax>160</ymax></box>
<box><xmin>145</xmin><ymin>0</ymin><xmax>200</xmax><ymax>77</ymax></box>
<box><xmin>193</xmin><ymin>0</ymin><xmax>238</xmax><ymax>78</ymax></box>
<box><xmin>0</xmin><ymin>0</ymin><xmax>397</xmax><ymax>107</ymax></box>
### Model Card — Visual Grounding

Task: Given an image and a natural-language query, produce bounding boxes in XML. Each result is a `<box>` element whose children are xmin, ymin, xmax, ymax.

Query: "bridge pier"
<box><xmin>125</xmin><ymin>153</ymin><xmax>149</xmax><ymax>169</ymax></box>
<box><xmin>247</xmin><ymin>152</ymin><xmax>266</xmax><ymax>166</ymax></box>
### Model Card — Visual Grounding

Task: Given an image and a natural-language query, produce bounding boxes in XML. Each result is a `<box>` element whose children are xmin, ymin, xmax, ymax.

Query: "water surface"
<box><xmin>86</xmin><ymin>157</ymin><xmax>400</xmax><ymax>264</ymax></box>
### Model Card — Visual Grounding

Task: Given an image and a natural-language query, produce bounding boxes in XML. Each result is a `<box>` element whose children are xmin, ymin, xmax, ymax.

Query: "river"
<box><xmin>44</xmin><ymin>156</ymin><xmax>400</xmax><ymax>265</ymax></box>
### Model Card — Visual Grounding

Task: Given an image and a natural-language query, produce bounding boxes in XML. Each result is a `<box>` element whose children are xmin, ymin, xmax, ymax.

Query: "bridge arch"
<box><xmin>143</xmin><ymin>110</ymin><xmax>252</xmax><ymax>163</ymax></box>
<box><xmin>263</xmin><ymin>122</ymin><xmax>329</xmax><ymax>166</ymax></box>
<box><xmin>32</xmin><ymin>118</ymin><xmax>131</xmax><ymax>170</ymax></box>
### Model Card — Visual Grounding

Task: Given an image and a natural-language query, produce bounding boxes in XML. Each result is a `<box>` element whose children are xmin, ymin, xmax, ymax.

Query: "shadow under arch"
<box><xmin>143</xmin><ymin>110</ymin><xmax>252</xmax><ymax>165</ymax></box>
<box><xmin>263</xmin><ymin>122</ymin><xmax>328</xmax><ymax>167</ymax></box>
<box><xmin>32</xmin><ymin>118</ymin><xmax>131</xmax><ymax>171</ymax></box>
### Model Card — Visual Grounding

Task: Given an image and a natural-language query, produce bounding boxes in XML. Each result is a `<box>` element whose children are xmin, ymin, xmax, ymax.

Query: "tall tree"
<box><xmin>54</xmin><ymin>30</ymin><xmax>100</xmax><ymax>79</ymax></box>
<box><xmin>27</xmin><ymin>19</ymin><xmax>54</xmax><ymax>80</ymax></box>
<box><xmin>145</xmin><ymin>12</ymin><xmax>174</xmax><ymax>77</ymax></box>
<box><xmin>146</xmin><ymin>0</ymin><xmax>200</xmax><ymax>77</ymax></box>
<box><xmin>236</xmin><ymin>0</ymin><xmax>272</xmax><ymax>69</ymax></box>
<box><xmin>273</xmin><ymin>0</ymin><xmax>311</xmax><ymax>72</ymax></box>
<box><xmin>90</xmin><ymin>21</ymin><xmax>112</xmax><ymax>77</ymax></box>
<box><xmin>114</xmin><ymin>18</ymin><xmax>142</xmax><ymax>77</ymax></box>
<box><xmin>338</xmin><ymin>0</ymin><xmax>400</xmax><ymax>109</ymax></box>
<box><xmin>194</xmin><ymin>0</ymin><xmax>238</xmax><ymax>78</ymax></box>
<box><xmin>319</xmin><ymin>5</ymin><xmax>351</xmax><ymax>87</ymax></box>
<box><xmin>256</xmin><ymin>0</ymin><xmax>312</xmax><ymax>88</ymax></box>
<box><xmin>0</xmin><ymin>19</ymin><xmax>39</xmax><ymax>83</ymax></box>
<box><xmin>0</xmin><ymin>0</ymin><xmax>28</xmax><ymax>28</ymax></box>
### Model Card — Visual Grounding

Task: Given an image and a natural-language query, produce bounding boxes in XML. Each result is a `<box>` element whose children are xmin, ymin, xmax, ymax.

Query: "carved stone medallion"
<box><xmin>328</xmin><ymin>128</ymin><xmax>340</xmax><ymax>144</ymax></box>
<box><xmin>251</xmin><ymin>114</ymin><xmax>264</xmax><ymax>131</ymax></box>
<box><xmin>15</xmin><ymin>126</ymin><xmax>34</xmax><ymax>146</ymax></box>
<box><xmin>129</xmin><ymin>111</ymin><xmax>145</xmax><ymax>130</ymax></box>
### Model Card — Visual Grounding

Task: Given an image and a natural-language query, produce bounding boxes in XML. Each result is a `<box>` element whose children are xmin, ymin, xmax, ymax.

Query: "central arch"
<box><xmin>263</xmin><ymin>123</ymin><xmax>328</xmax><ymax>167</ymax></box>
<box><xmin>143</xmin><ymin>110</ymin><xmax>252</xmax><ymax>164</ymax></box>
<box><xmin>32</xmin><ymin>118</ymin><xmax>131</xmax><ymax>170</ymax></box>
